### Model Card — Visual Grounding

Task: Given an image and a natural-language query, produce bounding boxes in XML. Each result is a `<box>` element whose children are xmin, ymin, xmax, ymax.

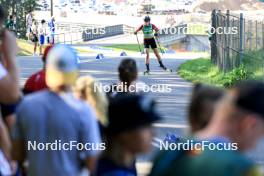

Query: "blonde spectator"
<box><xmin>74</xmin><ymin>76</ymin><xmax>108</xmax><ymax>127</ymax></box>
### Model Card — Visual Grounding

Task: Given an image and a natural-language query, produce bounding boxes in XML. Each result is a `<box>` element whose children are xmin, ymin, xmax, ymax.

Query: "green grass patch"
<box><xmin>72</xmin><ymin>47</ymin><xmax>92</xmax><ymax>54</ymax></box>
<box><xmin>17</xmin><ymin>39</ymin><xmax>34</xmax><ymax>56</ymax></box>
<box><xmin>104</xmin><ymin>44</ymin><xmax>167</xmax><ymax>53</ymax></box>
<box><xmin>178</xmin><ymin>50</ymin><xmax>264</xmax><ymax>87</ymax></box>
<box><xmin>17</xmin><ymin>40</ymin><xmax>92</xmax><ymax>56</ymax></box>
<box><xmin>242</xmin><ymin>50</ymin><xmax>264</xmax><ymax>80</ymax></box>
<box><xmin>104</xmin><ymin>44</ymin><xmax>142</xmax><ymax>52</ymax></box>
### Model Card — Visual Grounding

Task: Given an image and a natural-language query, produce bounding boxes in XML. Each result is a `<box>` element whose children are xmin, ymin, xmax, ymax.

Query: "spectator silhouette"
<box><xmin>109</xmin><ymin>58</ymin><xmax>147</xmax><ymax>97</ymax></box>
<box><xmin>12</xmin><ymin>45</ymin><xmax>101</xmax><ymax>176</ymax></box>
<box><xmin>74</xmin><ymin>76</ymin><xmax>109</xmax><ymax>127</ymax></box>
<box><xmin>188</xmin><ymin>84</ymin><xmax>224</xmax><ymax>133</ymax></box>
<box><xmin>150</xmin><ymin>80</ymin><xmax>264</xmax><ymax>176</ymax></box>
<box><xmin>96</xmin><ymin>94</ymin><xmax>161</xmax><ymax>176</ymax></box>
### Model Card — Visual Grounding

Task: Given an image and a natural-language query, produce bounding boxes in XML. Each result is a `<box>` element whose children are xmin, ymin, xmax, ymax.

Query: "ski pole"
<box><xmin>156</xmin><ymin>37</ymin><xmax>165</xmax><ymax>54</ymax></box>
<box><xmin>155</xmin><ymin>36</ymin><xmax>165</xmax><ymax>55</ymax></box>
<box><xmin>135</xmin><ymin>33</ymin><xmax>142</xmax><ymax>54</ymax></box>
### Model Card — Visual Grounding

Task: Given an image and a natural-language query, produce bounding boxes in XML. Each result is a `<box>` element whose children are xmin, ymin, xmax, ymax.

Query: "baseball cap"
<box><xmin>46</xmin><ymin>44</ymin><xmax>79</xmax><ymax>88</ymax></box>
<box><xmin>107</xmin><ymin>94</ymin><xmax>162</xmax><ymax>136</ymax></box>
<box><xmin>234</xmin><ymin>80</ymin><xmax>264</xmax><ymax>119</ymax></box>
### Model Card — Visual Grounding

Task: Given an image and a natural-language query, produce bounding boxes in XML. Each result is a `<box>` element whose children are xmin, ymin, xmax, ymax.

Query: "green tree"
<box><xmin>0</xmin><ymin>0</ymin><xmax>40</xmax><ymax>38</ymax></box>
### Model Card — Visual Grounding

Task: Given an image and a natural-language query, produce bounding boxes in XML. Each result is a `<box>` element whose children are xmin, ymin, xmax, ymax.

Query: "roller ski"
<box><xmin>144</xmin><ymin>70</ymin><xmax>151</xmax><ymax>75</ymax></box>
<box><xmin>165</xmin><ymin>68</ymin><xmax>173</xmax><ymax>73</ymax></box>
<box><xmin>160</xmin><ymin>66</ymin><xmax>173</xmax><ymax>73</ymax></box>
<box><xmin>159</xmin><ymin>61</ymin><xmax>173</xmax><ymax>73</ymax></box>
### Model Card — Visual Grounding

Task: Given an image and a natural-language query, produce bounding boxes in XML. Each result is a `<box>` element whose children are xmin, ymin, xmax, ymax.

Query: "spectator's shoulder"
<box><xmin>213</xmin><ymin>150</ymin><xmax>252</xmax><ymax>164</ymax></box>
<box><xmin>203</xmin><ymin>150</ymin><xmax>256</xmax><ymax>174</ymax></box>
<box><xmin>31</xmin><ymin>70</ymin><xmax>44</xmax><ymax>78</ymax></box>
<box><xmin>19</xmin><ymin>90</ymin><xmax>49</xmax><ymax>107</ymax></box>
<box><xmin>65</xmin><ymin>96</ymin><xmax>93</xmax><ymax>115</ymax></box>
<box><xmin>24</xmin><ymin>70</ymin><xmax>44</xmax><ymax>85</ymax></box>
<box><xmin>71</xmin><ymin>99</ymin><xmax>98</xmax><ymax>132</ymax></box>
<box><xmin>151</xmin><ymin>24</ymin><xmax>159</xmax><ymax>30</ymax></box>
<box><xmin>76</xmin><ymin>99</ymin><xmax>94</xmax><ymax>115</ymax></box>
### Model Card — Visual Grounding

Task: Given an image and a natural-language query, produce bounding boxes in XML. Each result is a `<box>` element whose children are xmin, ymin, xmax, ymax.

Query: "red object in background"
<box><xmin>24</xmin><ymin>70</ymin><xmax>48</xmax><ymax>93</ymax></box>
<box><xmin>23</xmin><ymin>45</ymin><xmax>53</xmax><ymax>94</ymax></box>
<box><xmin>43</xmin><ymin>45</ymin><xmax>53</xmax><ymax>63</ymax></box>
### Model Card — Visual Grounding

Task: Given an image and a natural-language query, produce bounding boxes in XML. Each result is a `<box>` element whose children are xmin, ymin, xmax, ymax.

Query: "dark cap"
<box><xmin>107</xmin><ymin>94</ymin><xmax>161</xmax><ymax>135</ymax></box>
<box><xmin>144</xmin><ymin>16</ymin><xmax>151</xmax><ymax>22</ymax></box>
<box><xmin>234</xmin><ymin>80</ymin><xmax>264</xmax><ymax>119</ymax></box>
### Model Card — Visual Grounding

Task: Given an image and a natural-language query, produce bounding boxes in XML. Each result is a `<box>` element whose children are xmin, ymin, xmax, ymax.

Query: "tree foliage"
<box><xmin>0</xmin><ymin>0</ymin><xmax>40</xmax><ymax>38</ymax></box>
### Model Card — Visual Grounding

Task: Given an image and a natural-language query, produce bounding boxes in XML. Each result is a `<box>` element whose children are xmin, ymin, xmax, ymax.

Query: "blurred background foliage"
<box><xmin>0</xmin><ymin>0</ymin><xmax>41</xmax><ymax>38</ymax></box>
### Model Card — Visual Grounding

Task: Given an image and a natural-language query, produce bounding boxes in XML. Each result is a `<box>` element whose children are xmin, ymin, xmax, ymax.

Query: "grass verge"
<box><xmin>72</xmin><ymin>47</ymin><xmax>93</xmax><ymax>54</ymax></box>
<box><xmin>104</xmin><ymin>44</ymin><xmax>167</xmax><ymax>53</ymax></box>
<box><xmin>17</xmin><ymin>40</ymin><xmax>92</xmax><ymax>56</ymax></box>
<box><xmin>17</xmin><ymin>40</ymin><xmax>34</xmax><ymax>56</ymax></box>
<box><xmin>178</xmin><ymin>50</ymin><xmax>264</xmax><ymax>87</ymax></box>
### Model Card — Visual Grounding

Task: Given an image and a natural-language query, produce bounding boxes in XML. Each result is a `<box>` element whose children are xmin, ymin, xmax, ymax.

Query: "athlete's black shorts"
<box><xmin>144</xmin><ymin>38</ymin><xmax>157</xmax><ymax>49</ymax></box>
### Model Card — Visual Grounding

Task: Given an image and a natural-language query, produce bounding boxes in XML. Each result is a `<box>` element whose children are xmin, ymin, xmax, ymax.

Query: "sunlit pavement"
<box><xmin>17</xmin><ymin>54</ymin><xmax>264</xmax><ymax>175</ymax></box>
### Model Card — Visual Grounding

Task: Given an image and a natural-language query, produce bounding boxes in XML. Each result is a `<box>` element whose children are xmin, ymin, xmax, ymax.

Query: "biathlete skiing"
<box><xmin>134</xmin><ymin>16</ymin><xmax>172</xmax><ymax>75</ymax></box>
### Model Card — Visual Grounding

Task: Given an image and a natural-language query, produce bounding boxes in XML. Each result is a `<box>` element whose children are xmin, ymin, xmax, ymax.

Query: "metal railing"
<box><xmin>211</xmin><ymin>10</ymin><xmax>264</xmax><ymax>72</ymax></box>
<box><xmin>51</xmin><ymin>24</ymin><xmax>124</xmax><ymax>44</ymax></box>
<box><xmin>82</xmin><ymin>25</ymin><xmax>124</xmax><ymax>41</ymax></box>
<box><xmin>53</xmin><ymin>23</ymin><xmax>188</xmax><ymax>46</ymax></box>
<box><xmin>53</xmin><ymin>32</ymin><xmax>83</xmax><ymax>44</ymax></box>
